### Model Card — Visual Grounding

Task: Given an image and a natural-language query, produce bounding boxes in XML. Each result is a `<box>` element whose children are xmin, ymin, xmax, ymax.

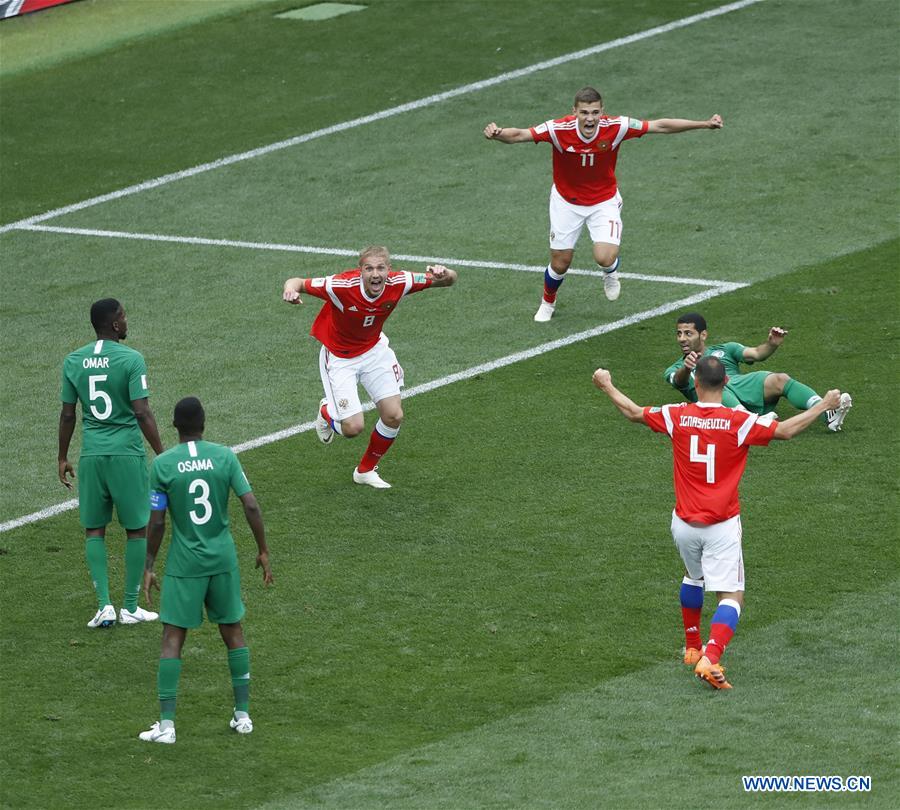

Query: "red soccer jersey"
<box><xmin>530</xmin><ymin>115</ymin><xmax>649</xmax><ymax>205</ymax></box>
<box><xmin>642</xmin><ymin>402</ymin><xmax>778</xmax><ymax>524</ymax></box>
<box><xmin>303</xmin><ymin>269</ymin><xmax>433</xmax><ymax>358</ymax></box>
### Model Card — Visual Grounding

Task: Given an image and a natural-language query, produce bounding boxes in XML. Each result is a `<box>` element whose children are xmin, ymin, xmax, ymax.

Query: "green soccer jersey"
<box><xmin>150</xmin><ymin>440</ymin><xmax>252</xmax><ymax>577</ymax></box>
<box><xmin>61</xmin><ymin>339</ymin><xmax>150</xmax><ymax>456</ymax></box>
<box><xmin>664</xmin><ymin>342</ymin><xmax>752</xmax><ymax>402</ymax></box>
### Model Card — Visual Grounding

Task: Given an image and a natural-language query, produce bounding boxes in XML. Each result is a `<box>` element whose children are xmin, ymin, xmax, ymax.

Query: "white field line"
<box><xmin>17</xmin><ymin>224</ymin><xmax>734</xmax><ymax>287</ymax></box>
<box><xmin>0</xmin><ymin>0</ymin><xmax>764</xmax><ymax>236</ymax></box>
<box><xmin>0</xmin><ymin>282</ymin><xmax>746</xmax><ymax>534</ymax></box>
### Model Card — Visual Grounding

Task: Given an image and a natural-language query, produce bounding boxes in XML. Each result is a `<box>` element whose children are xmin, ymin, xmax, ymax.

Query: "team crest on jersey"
<box><xmin>413</xmin><ymin>273</ymin><xmax>426</xmax><ymax>283</ymax></box>
<box><xmin>311</xmin><ymin>278</ymin><xmax>325</xmax><ymax>287</ymax></box>
<box><xmin>628</xmin><ymin>118</ymin><xmax>642</xmax><ymax>129</ymax></box>
<box><xmin>712</xmin><ymin>350</ymin><xmax>725</xmax><ymax>358</ymax></box>
<box><xmin>339</xmin><ymin>398</ymin><xmax>349</xmax><ymax>410</ymax></box>
<box><xmin>383</xmin><ymin>303</ymin><xmax>394</xmax><ymax>310</ymax></box>
<box><xmin>598</xmin><ymin>141</ymin><xmax>609</xmax><ymax>150</ymax></box>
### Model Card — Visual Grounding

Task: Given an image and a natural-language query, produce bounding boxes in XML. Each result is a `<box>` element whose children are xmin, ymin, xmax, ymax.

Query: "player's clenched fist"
<box><xmin>592</xmin><ymin>368</ymin><xmax>612</xmax><ymax>390</ymax></box>
<box><xmin>483</xmin><ymin>122</ymin><xmax>502</xmax><ymax>139</ymax></box>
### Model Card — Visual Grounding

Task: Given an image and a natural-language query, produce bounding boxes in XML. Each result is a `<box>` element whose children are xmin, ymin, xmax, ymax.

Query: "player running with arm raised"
<box><xmin>283</xmin><ymin>245</ymin><xmax>457</xmax><ymax>489</ymax></box>
<box><xmin>593</xmin><ymin>357</ymin><xmax>842</xmax><ymax>689</ymax></box>
<box><xmin>484</xmin><ymin>86</ymin><xmax>722</xmax><ymax>321</ymax></box>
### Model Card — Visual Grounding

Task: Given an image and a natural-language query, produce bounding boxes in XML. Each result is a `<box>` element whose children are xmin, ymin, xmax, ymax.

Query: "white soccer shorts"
<box><xmin>548</xmin><ymin>185</ymin><xmax>623</xmax><ymax>250</ymax></box>
<box><xmin>319</xmin><ymin>334</ymin><xmax>404</xmax><ymax>421</ymax></box>
<box><xmin>670</xmin><ymin>512</ymin><xmax>745</xmax><ymax>592</ymax></box>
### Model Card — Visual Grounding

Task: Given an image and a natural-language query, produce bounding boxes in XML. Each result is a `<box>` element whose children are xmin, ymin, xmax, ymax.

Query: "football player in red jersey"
<box><xmin>283</xmin><ymin>246</ymin><xmax>457</xmax><ymax>488</ymax></box>
<box><xmin>593</xmin><ymin>356</ymin><xmax>842</xmax><ymax>689</ymax></box>
<box><xmin>484</xmin><ymin>87</ymin><xmax>722</xmax><ymax>321</ymax></box>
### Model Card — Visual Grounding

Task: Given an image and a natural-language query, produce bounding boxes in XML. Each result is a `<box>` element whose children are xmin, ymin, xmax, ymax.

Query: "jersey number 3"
<box><xmin>188</xmin><ymin>479</ymin><xmax>213</xmax><ymax>525</ymax></box>
<box><xmin>689</xmin><ymin>435</ymin><xmax>716</xmax><ymax>483</ymax></box>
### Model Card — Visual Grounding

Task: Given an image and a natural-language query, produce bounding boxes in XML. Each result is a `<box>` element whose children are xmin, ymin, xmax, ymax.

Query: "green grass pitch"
<box><xmin>1</xmin><ymin>1</ymin><xmax>897</xmax><ymax>807</ymax></box>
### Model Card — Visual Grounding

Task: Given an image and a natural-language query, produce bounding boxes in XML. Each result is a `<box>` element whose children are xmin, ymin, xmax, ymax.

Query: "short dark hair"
<box><xmin>573</xmin><ymin>86</ymin><xmax>602</xmax><ymax>107</ymax></box>
<box><xmin>676</xmin><ymin>312</ymin><xmax>707</xmax><ymax>333</ymax></box>
<box><xmin>173</xmin><ymin>397</ymin><xmax>205</xmax><ymax>433</ymax></box>
<box><xmin>695</xmin><ymin>356</ymin><xmax>727</xmax><ymax>390</ymax></box>
<box><xmin>90</xmin><ymin>298</ymin><xmax>121</xmax><ymax>331</ymax></box>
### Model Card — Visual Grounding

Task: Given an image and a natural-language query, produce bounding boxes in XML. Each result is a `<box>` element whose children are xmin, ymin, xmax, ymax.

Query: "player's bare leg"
<box><xmin>593</xmin><ymin>242</ymin><xmax>621</xmax><ymax>301</ymax></box>
<box><xmin>353</xmin><ymin>395</ymin><xmax>402</xmax><ymax>489</ymax></box>
<box><xmin>535</xmin><ymin>249</ymin><xmax>573</xmax><ymax>322</ymax></box>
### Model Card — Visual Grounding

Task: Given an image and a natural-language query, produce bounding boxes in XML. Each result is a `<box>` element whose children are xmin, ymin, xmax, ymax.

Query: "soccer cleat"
<box><xmin>826</xmin><ymin>392</ymin><xmax>852</xmax><ymax>432</ymax></box>
<box><xmin>229</xmin><ymin>713</ymin><xmax>253</xmax><ymax>734</ymax></box>
<box><xmin>139</xmin><ymin>721</ymin><xmax>176</xmax><ymax>744</ymax></box>
<box><xmin>87</xmin><ymin>604</ymin><xmax>116</xmax><ymax>628</ymax></box>
<box><xmin>533</xmin><ymin>299</ymin><xmax>556</xmax><ymax>322</ymax></box>
<box><xmin>352</xmin><ymin>466</ymin><xmax>391</xmax><ymax>489</ymax></box>
<box><xmin>603</xmin><ymin>270</ymin><xmax>621</xmax><ymax>301</ymax></box>
<box><xmin>119</xmin><ymin>606</ymin><xmax>159</xmax><ymax>625</ymax></box>
<box><xmin>694</xmin><ymin>655</ymin><xmax>732</xmax><ymax>689</ymax></box>
<box><xmin>683</xmin><ymin>647</ymin><xmax>704</xmax><ymax>666</ymax></box>
<box><xmin>315</xmin><ymin>397</ymin><xmax>335</xmax><ymax>444</ymax></box>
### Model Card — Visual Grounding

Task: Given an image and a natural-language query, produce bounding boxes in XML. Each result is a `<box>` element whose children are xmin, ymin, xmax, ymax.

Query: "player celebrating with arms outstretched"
<box><xmin>484</xmin><ymin>86</ymin><xmax>722</xmax><ymax>321</ymax></box>
<box><xmin>283</xmin><ymin>246</ymin><xmax>458</xmax><ymax>489</ymax></box>
<box><xmin>593</xmin><ymin>357</ymin><xmax>843</xmax><ymax>689</ymax></box>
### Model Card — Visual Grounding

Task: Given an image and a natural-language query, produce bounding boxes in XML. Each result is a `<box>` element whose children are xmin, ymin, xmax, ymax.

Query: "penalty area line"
<box><xmin>0</xmin><ymin>282</ymin><xmax>745</xmax><ymax>533</ymax></box>
<box><xmin>15</xmin><ymin>224</ymin><xmax>739</xmax><ymax>288</ymax></box>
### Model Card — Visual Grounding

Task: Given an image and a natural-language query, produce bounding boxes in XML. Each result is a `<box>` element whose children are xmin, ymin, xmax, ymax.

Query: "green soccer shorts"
<box><xmin>159</xmin><ymin>569</ymin><xmax>246</xmax><ymax>629</ymax></box>
<box><xmin>77</xmin><ymin>455</ymin><xmax>150</xmax><ymax>530</ymax></box>
<box><xmin>724</xmin><ymin>371</ymin><xmax>773</xmax><ymax>415</ymax></box>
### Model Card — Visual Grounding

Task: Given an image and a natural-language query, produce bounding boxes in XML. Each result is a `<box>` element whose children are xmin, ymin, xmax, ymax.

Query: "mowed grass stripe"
<box><xmin>0</xmin><ymin>282</ymin><xmax>743</xmax><ymax>533</ymax></box>
<box><xmin>0</xmin><ymin>0</ymin><xmax>764</xmax><ymax>234</ymax></box>
<box><xmin>259</xmin><ymin>581</ymin><xmax>898</xmax><ymax>810</ymax></box>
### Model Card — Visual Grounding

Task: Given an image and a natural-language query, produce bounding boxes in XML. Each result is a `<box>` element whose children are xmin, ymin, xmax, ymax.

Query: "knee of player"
<box><xmin>342</xmin><ymin>418</ymin><xmax>365</xmax><ymax>438</ymax></box>
<box><xmin>770</xmin><ymin>372</ymin><xmax>791</xmax><ymax>392</ymax></box>
<box><xmin>381</xmin><ymin>408</ymin><xmax>403</xmax><ymax>429</ymax></box>
<box><xmin>594</xmin><ymin>245</ymin><xmax>619</xmax><ymax>268</ymax></box>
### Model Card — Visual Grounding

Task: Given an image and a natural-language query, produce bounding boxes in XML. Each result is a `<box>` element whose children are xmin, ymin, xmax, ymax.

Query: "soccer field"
<box><xmin>1</xmin><ymin>1</ymin><xmax>897</xmax><ymax>807</ymax></box>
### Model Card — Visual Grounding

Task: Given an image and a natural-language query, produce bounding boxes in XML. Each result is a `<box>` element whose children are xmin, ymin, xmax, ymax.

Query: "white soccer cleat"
<box><xmin>87</xmin><ymin>604</ymin><xmax>116</xmax><ymax>628</ymax></box>
<box><xmin>119</xmin><ymin>606</ymin><xmax>159</xmax><ymax>625</ymax></box>
<box><xmin>603</xmin><ymin>270</ymin><xmax>621</xmax><ymax>301</ymax></box>
<box><xmin>826</xmin><ymin>392</ymin><xmax>852</xmax><ymax>432</ymax></box>
<box><xmin>315</xmin><ymin>397</ymin><xmax>335</xmax><ymax>444</ymax></box>
<box><xmin>139</xmin><ymin>721</ymin><xmax>176</xmax><ymax>744</ymax></box>
<box><xmin>353</xmin><ymin>466</ymin><xmax>391</xmax><ymax>489</ymax></box>
<box><xmin>229</xmin><ymin>713</ymin><xmax>253</xmax><ymax>735</ymax></box>
<box><xmin>534</xmin><ymin>299</ymin><xmax>556</xmax><ymax>322</ymax></box>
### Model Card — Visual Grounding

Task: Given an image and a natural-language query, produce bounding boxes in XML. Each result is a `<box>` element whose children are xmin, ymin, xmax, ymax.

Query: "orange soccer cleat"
<box><xmin>694</xmin><ymin>655</ymin><xmax>732</xmax><ymax>689</ymax></box>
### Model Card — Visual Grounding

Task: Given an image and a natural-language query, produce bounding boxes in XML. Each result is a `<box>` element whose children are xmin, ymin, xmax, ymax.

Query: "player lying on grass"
<box><xmin>283</xmin><ymin>245</ymin><xmax>457</xmax><ymax>489</ymax></box>
<box><xmin>665</xmin><ymin>312</ymin><xmax>852</xmax><ymax>431</ymax></box>
<box><xmin>139</xmin><ymin>397</ymin><xmax>273</xmax><ymax>744</ymax></box>
<box><xmin>593</xmin><ymin>357</ymin><xmax>843</xmax><ymax>689</ymax></box>
<box><xmin>484</xmin><ymin>85</ymin><xmax>722</xmax><ymax>322</ymax></box>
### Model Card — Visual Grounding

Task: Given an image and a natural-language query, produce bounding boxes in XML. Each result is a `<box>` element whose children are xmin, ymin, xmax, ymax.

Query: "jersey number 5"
<box><xmin>88</xmin><ymin>375</ymin><xmax>112</xmax><ymax>420</ymax></box>
<box><xmin>188</xmin><ymin>479</ymin><xmax>213</xmax><ymax>525</ymax></box>
<box><xmin>689</xmin><ymin>435</ymin><xmax>716</xmax><ymax>483</ymax></box>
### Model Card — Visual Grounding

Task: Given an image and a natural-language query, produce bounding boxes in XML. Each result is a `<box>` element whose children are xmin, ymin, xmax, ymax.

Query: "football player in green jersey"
<box><xmin>664</xmin><ymin>312</ymin><xmax>852</xmax><ymax>431</ymax></box>
<box><xmin>139</xmin><ymin>397</ymin><xmax>272</xmax><ymax>744</ymax></box>
<box><xmin>58</xmin><ymin>298</ymin><xmax>165</xmax><ymax>629</ymax></box>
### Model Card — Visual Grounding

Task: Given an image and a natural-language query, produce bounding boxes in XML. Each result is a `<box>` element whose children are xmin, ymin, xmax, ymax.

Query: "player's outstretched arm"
<box><xmin>773</xmin><ymin>389</ymin><xmax>841</xmax><ymax>439</ymax></box>
<box><xmin>239</xmin><ymin>492</ymin><xmax>273</xmax><ymax>585</ymax></box>
<box><xmin>483</xmin><ymin>122</ymin><xmax>533</xmax><ymax>143</ymax></box>
<box><xmin>283</xmin><ymin>277</ymin><xmax>306</xmax><ymax>304</ymax></box>
<box><xmin>133</xmin><ymin>398</ymin><xmax>164</xmax><ymax>455</ymax></box>
<box><xmin>647</xmin><ymin>114</ymin><xmax>723</xmax><ymax>134</ymax></box>
<box><xmin>592</xmin><ymin>368</ymin><xmax>646</xmax><ymax>423</ymax></box>
<box><xmin>743</xmin><ymin>327</ymin><xmax>786</xmax><ymax>362</ymax></box>
<box><xmin>427</xmin><ymin>265</ymin><xmax>458</xmax><ymax>287</ymax></box>
<box><xmin>58</xmin><ymin>402</ymin><xmax>76</xmax><ymax>488</ymax></box>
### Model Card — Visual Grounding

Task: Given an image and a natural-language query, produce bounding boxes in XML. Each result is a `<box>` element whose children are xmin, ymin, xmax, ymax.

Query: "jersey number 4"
<box><xmin>689</xmin><ymin>435</ymin><xmax>716</xmax><ymax>483</ymax></box>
